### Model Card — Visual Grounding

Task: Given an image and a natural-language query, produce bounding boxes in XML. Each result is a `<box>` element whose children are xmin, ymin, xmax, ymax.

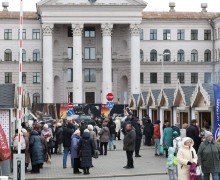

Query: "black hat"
<box><xmin>156</xmin><ymin>120</ymin><xmax>161</xmax><ymax>124</ymax></box>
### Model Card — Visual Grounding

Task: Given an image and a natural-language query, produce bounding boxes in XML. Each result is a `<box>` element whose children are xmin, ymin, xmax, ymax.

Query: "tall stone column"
<box><xmin>130</xmin><ymin>24</ymin><xmax>141</xmax><ymax>94</ymax></box>
<box><xmin>72</xmin><ymin>24</ymin><xmax>83</xmax><ymax>104</ymax></box>
<box><xmin>42</xmin><ymin>24</ymin><xmax>54</xmax><ymax>103</ymax></box>
<box><xmin>101</xmin><ymin>23</ymin><xmax>113</xmax><ymax>104</ymax></box>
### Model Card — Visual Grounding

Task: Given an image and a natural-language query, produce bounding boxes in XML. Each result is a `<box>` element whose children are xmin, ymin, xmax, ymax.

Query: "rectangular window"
<box><xmin>191</xmin><ymin>29</ymin><xmax>198</xmax><ymax>40</ymax></box>
<box><xmin>177</xmin><ymin>73</ymin><xmax>185</xmax><ymax>84</ymax></box>
<box><xmin>84</xmin><ymin>27</ymin><xmax>95</xmax><ymax>38</ymax></box>
<box><xmin>164</xmin><ymin>73</ymin><xmax>171</xmax><ymax>84</ymax></box>
<box><xmin>150</xmin><ymin>73</ymin><xmax>157</xmax><ymax>84</ymax></box>
<box><xmin>84</xmin><ymin>47</ymin><xmax>96</xmax><ymax>60</ymax></box>
<box><xmin>5</xmin><ymin>72</ymin><xmax>12</xmax><ymax>83</ymax></box>
<box><xmin>84</xmin><ymin>68</ymin><xmax>96</xmax><ymax>82</ymax></box>
<box><xmin>150</xmin><ymin>29</ymin><xmax>157</xmax><ymax>40</ymax></box>
<box><xmin>177</xmin><ymin>29</ymin><xmax>185</xmax><ymax>40</ymax></box>
<box><xmin>32</xmin><ymin>29</ymin><xmax>40</xmax><ymax>39</ymax></box>
<box><xmin>140</xmin><ymin>29</ymin><xmax>143</xmax><ymax>40</ymax></box>
<box><xmin>33</xmin><ymin>72</ymin><xmax>40</xmax><ymax>84</ymax></box>
<box><xmin>67</xmin><ymin>68</ymin><xmax>73</xmax><ymax>82</ymax></box>
<box><xmin>191</xmin><ymin>73</ymin><xmax>198</xmax><ymax>84</ymax></box>
<box><xmin>22</xmin><ymin>72</ymin><xmax>26</xmax><ymax>84</ymax></box>
<box><xmin>4</xmin><ymin>29</ymin><xmax>12</xmax><ymax>40</ymax></box>
<box><xmin>204</xmin><ymin>72</ymin><xmax>212</xmax><ymax>83</ymax></box>
<box><xmin>68</xmin><ymin>47</ymin><xmax>73</xmax><ymax>60</ymax></box>
<box><xmin>140</xmin><ymin>72</ymin><xmax>144</xmax><ymax>84</ymax></box>
<box><xmin>163</xmin><ymin>29</ymin><xmax>171</xmax><ymax>40</ymax></box>
<box><xmin>68</xmin><ymin>26</ymin><xmax>73</xmax><ymax>37</ymax></box>
<box><xmin>204</xmin><ymin>29</ymin><xmax>211</xmax><ymax>40</ymax></box>
<box><xmin>18</xmin><ymin>29</ymin><xmax>26</xmax><ymax>39</ymax></box>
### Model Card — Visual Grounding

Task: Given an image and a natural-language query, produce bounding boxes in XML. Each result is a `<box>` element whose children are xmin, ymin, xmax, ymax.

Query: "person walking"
<box><xmin>71</xmin><ymin>129</ymin><xmax>82</xmax><ymax>174</ymax></box>
<box><xmin>197</xmin><ymin>131</ymin><xmax>220</xmax><ymax>180</ymax></box>
<box><xmin>98</xmin><ymin>122</ymin><xmax>110</xmax><ymax>155</ymax></box>
<box><xmin>55</xmin><ymin>123</ymin><xmax>63</xmax><ymax>154</ymax></box>
<box><xmin>62</xmin><ymin>123</ymin><xmax>74</xmax><ymax>168</ymax></box>
<box><xmin>143</xmin><ymin>119</ymin><xmax>154</xmax><ymax>146</ymax></box>
<box><xmin>29</xmin><ymin>130</ymin><xmax>44</xmax><ymax>173</ymax></box>
<box><xmin>163</xmin><ymin>121</ymin><xmax>173</xmax><ymax>158</ymax></box>
<box><xmin>108</xmin><ymin>118</ymin><xmax>117</xmax><ymax>150</ymax></box>
<box><xmin>186</xmin><ymin>119</ymin><xmax>201</xmax><ymax>152</ymax></box>
<box><xmin>123</xmin><ymin>123</ymin><xmax>136</xmax><ymax>169</ymax></box>
<box><xmin>177</xmin><ymin>137</ymin><xmax>198</xmax><ymax>180</ymax></box>
<box><xmin>78</xmin><ymin>129</ymin><xmax>95</xmax><ymax>175</ymax></box>
<box><xmin>132</xmin><ymin>118</ymin><xmax>142</xmax><ymax>157</ymax></box>
<box><xmin>153</xmin><ymin>120</ymin><xmax>161</xmax><ymax>156</ymax></box>
<box><xmin>41</xmin><ymin>124</ymin><xmax>53</xmax><ymax>157</ymax></box>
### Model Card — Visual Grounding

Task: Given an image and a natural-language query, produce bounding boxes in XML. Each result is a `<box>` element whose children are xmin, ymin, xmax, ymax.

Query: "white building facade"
<box><xmin>0</xmin><ymin>0</ymin><xmax>220</xmax><ymax>107</ymax></box>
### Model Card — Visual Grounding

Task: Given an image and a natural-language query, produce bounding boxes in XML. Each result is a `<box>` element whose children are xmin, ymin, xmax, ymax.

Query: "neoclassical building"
<box><xmin>1</xmin><ymin>0</ymin><xmax>220</xmax><ymax>127</ymax></box>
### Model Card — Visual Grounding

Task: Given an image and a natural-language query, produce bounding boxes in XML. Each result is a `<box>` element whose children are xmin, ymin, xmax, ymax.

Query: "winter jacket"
<box><xmin>23</xmin><ymin>132</ymin><xmax>30</xmax><ymax>164</ymax></box>
<box><xmin>177</xmin><ymin>137</ymin><xmax>198</xmax><ymax>180</ymax></box>
<box><xmin>123</xmin><ymin>128</ymin><xmax>136</xmax><ymax>151</ymax></box>
<box><xmin>89</xmin><ymin>130</ymin><xmax>97</xmax><ymax>149</ymax></box>
<box><xmin>115</xmin><ymin>118</ymin><xmax>121</xmax><ymax>132</ymax></box>
<box><xmin>166</xmin><ymin>147</ymin><xmax>176</xmax><ymax>170</ymax></box>
<box><xmin>186</xmin><ymin>125</ymin><xmax>201</xmax><ymax>152</ymax></box>
<box><xmin>13</xmin><ymin>133</ymin><xmax>26</xmax><ymax>151</ymax></box>
<box><xmin>98</xmin><ymin>127</ymin><xmax>110</xmax><ymax>143</ymax></box>
<box><xmin>71</xmin><ymin>134</ymin><xmax>80</xmax><ymax>159</ymax></box>
<box><xmin>55</xmin><ymin>126</ymin><xmax>63</xmax><ymax>145</ymax></box>
<box><xmin>163</xmin><ymin>127</ymin><xmax>173</xmax><ymax>149</ymax></box>
<box><xmin>108</xmin><ymin>120</ymin><xmax>116</xmax><ymax>135</ymax></box>
<box><xmin>153</xmin><ymin>124</ymin><xmax>160</xmax><ymax>139</ymax></box>
<box><xmin>197</xmin><ymin>140</ymin><xmax>220</xmax><ymax>174</ymax></box>
<box><xmin>78</xmin><ymin>132</ymin><xmax>94</xmax><ymax>168</ymax></box>
<box><xmin>62</xmin><ymin>127</ymin><xmax>73</xmax><ymax>147</ymax></box>
<box><xmin>29</xmin><ymin>130</ymin><xmax>44</xmax><ymax>166</ymax></box>
<box><xmin>143</xmin><ymin>121</ymin><xmax>154</xmax><ymax>137</ymax></box>
<box><xmin>132</xmin><ymin>122</ymin><xmax>142</xmax><ymax>139</ymax></box>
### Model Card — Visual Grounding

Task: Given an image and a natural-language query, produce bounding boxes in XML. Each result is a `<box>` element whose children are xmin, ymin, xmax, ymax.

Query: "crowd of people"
<box><xmin>11</xmin><ymin>113</ymin><xmax>220</xmax><ymax>179</ymax></box>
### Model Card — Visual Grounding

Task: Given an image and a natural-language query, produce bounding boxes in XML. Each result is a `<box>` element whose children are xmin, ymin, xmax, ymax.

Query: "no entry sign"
<box><xmin>106</xmin><ymin>93</ymin><xmax>114</xmax><ymax>101</ymax></box>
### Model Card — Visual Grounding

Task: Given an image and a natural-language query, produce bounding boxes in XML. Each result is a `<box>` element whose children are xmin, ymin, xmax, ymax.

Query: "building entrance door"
<box><xmin>85</xmin><ymin>92</ymin><xmax>95</xmax><ymax>104</ymax></box>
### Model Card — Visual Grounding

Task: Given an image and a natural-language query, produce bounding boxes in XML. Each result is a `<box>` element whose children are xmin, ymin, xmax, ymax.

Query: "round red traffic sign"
<box><xmin>106</xmin><ymin>93</ymin><xmax>114</xmax><ymax>101</ymax></box>
<box><xmin>68</xmin><ymin>102</ymin><xmax>73</xmax><ymax>108</ymax></box>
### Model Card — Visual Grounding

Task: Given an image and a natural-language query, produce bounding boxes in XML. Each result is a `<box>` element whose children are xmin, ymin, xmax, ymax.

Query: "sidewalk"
<box><xmin>14</xmin><ymin>139</ymin><xmax>168</xmax><ymax>180</ymax></box>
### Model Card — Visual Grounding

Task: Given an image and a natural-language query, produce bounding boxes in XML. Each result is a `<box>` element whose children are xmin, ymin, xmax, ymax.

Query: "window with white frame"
<box><xmin>140</xmin><ymin>49</ymin><xmax>144</xmax><ymax>61</ymax></box>
<box><xmin>5</xmin><ymin>72</ymin><xmax>12</xmax><ymax>83</ymax></box>
<box><xmin>84</xmin><ymin>47</ymin><xmax>95</xmax><ymax>60</ymax></box>
<box><xmin>68</xmin><ymin>47</ymin><xmax>73</xmax><ymax>60</ymax></box>
<box><xmin>164</xmin><ymin>72</ymin><xmax>171</xmax><ymax>84</ymax></box>
<box><xmin>191</xmin><ymin>29</ymin><xmax>198</xmax><ymax>40</ymax></box>
<box><xmin>204</xmin><ymin>49</ymin><xmax>211</xmax><ymax>62</ymax></box>
<box><xmin>33</xmin><ymin>93</ymin><xmax>40</xmax><ymax>104</ymax></box>
<box><xmin>32</xmin><ymin>29</ymin><xmax>40</xmax><ymax>39</ymax></box>
<box><xmin>67</xmin><ymin>68</ymin><xmax>73</xmax><ymax>82</ymax></box>
<box><xmin>84</xmin><ymin>68</ymin><xmax>96</xmax><ymax>82</ymax></box>
<box><xmin>191</xmin><ymin>49</ymin><xmax>198</xmax><ymax>62</ymax></box>
<box><xmin>191</xmin><ymin>73</ymin><xmax>198</xmax><ymax>84</ymax></box>
<box><xmin>140</xmin><ymin>29</ymin><xmax>143</xmax><ymax>40</ymax></box>
<box><xmin>140</xmin><ymin>72</ymin><xmax>144</xmax><ymax>84</ymax></box>
<box><xmin>150</xmin><ymin>49</ymin><xmax>157</xmax><ymax>61</ymax></box>
<box><xmin>204</xmin><ymin>72</ymin><xmax>211</xmax><ymax>83</ymax></box>
<box><xmin>163</xmin><ymin>29</ymin><xmax>171</xmax><ymax>40</ymax></box>
<box><xmin>4</xmin><ymin>49</ymin><xmax>12</xmax><ymax>61</ymax></box>
<box><xmin>84</xmin><ymin>27</ymin><xmax>95</xmax><ymax>38</ymax></box>
<box><xmin>150</xmin><ymin>73</ymin><xmax>157</xmax><ymax>83</ymax></box>
<box><xmin>18</xmin><ymin>29</ymin><xmax>26</xmax><ymax>39</ymax></box>
<box><xmin>177</xmin><ymin>29</ymin><xmax>185</xmax><ymax>40</ymax></box>
<box><xmin>4</xmin><ymin>29</ymin><xmax>12</xmax><ymax>40</ymax></box>
<box><xmin>150</xmin><ymin>29</ymin><xmax>157</xmax><ymax>40</ymax></box>
<box><xmin>163</xmin><ymin>49</ymin><xmax>171</xmax><ymax>61</ymax></box>
<box><xmin>177</xmin><ymin>72</ymin><xmax>185</xmax><ymax>84</ymax></box>
<box><xmin>33</xmin><ymin>49</ymin><xmax>40</xmax><ymax>61</ymax></box>
<box><xmin>204</xmin><ymin>29</ymin><xmax>211</xmax><ymax>40</ymax></box>
<box><xmin>22</xmin><ymin>72</ymin><xmax>26</xmax><ymax>84</ymax></box>
<box><xmin>33</xmin><ymin>72</ymin><xmax>40</xmax><ymax>84</ymax></box>
<box><xmin>177</xmin><ymin>49</ymin><xmax>185</xmax><ymax>62</ymax></box>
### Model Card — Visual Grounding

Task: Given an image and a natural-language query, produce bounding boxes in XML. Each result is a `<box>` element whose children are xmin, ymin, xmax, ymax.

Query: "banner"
<box><xmin>213</xmin><ymin>84</ymin><xmax>220</xmax><ymax>140</ymax></box>
<box><xmin>0</xmin><ymin>124</ymin><xmax>11</xmax><ymax>160</ymax></box>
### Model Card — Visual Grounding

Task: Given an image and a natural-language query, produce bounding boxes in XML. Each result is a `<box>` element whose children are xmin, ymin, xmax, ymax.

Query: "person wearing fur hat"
<box><xmin>177</xmin><ymin>137</ymin><xmax>197</xmax><ymax>180</ymax></box>
<box><xmin>198</xmin><ymin>131</ymin><xmax>220</xmax><ymax>180</ymax></box>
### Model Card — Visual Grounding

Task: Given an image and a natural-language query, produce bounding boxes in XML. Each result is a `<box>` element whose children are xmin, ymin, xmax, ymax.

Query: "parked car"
<box><xmin>76</xmin><ymin>114</ymin><xmax>95</xmax><ymax>125</ymax></box>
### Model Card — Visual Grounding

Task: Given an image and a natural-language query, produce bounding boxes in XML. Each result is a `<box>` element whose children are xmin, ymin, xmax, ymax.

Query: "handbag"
<box><xmin>49</xmin><ymin>138</ymin><xmax>55</xmax><ymax>148</ymax></box>
<box><xmin>93</xmin><ymin>150</ymin><xmax>99</xmax><ymax>159</ymax></box>
<box><xmin>160</xmin><ymin>145</ymin><xmax>164</xmax><ymax>155</ymax></box>
<box><xmin>196</xmin><ymin>166</ymin><xmax>203</xmax><ymax>180</ymax></box>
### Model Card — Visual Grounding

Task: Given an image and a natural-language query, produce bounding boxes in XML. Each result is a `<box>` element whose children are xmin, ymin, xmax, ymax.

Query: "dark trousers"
<box><xmin>100</xmin><ymin>142</ymin><xmax>108</xmax><ymax>155</ymax></box>
<box><xmin>145</xmin><ymin>135</ymin><xmax>152</xmax><ymax>146</ymax></box>
<box><xmin>126</xmin><ymin>151</ymin><xmax>134</xmax><ymax>167</ymax></box>
<box><xmin>73</xmin><ymin>158</ymin><xmax>80</xmax><ymax>173</ymax></box>
<box><xmin>135</xmin><ymin>138</ymin><xmax>141</xmax><ymax>155</ymax></box>
<box><xmin>31</xmin><ymin>164</ymin><xmax>40</xmax><ymax>173</ymax></box>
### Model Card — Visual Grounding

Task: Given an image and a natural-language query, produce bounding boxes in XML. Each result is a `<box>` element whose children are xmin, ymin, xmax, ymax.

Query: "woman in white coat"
<box><xmin>177</xmin><ymin>137</ymin><xmax>198</xmax><ymax>180</ymax></box>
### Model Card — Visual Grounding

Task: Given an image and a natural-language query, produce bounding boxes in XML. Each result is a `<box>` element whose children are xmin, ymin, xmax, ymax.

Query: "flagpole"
<box><xmin>18</xmin><ymin>0</ymin><xmax>23</xmax><ymax>155</ymax></box>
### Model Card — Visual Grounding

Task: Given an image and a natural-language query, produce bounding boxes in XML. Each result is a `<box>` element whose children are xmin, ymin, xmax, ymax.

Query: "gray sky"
<box><xmin>0</xmin><ymin>0</ymin><xmax>220</xmax><ymax>12</ymax></box>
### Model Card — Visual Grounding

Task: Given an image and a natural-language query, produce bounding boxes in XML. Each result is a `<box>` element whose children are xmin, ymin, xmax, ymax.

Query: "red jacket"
<box><xmin>153</xmin><ymin>124</ymin><xmax>160</xmax><ymax>139</ymax></box>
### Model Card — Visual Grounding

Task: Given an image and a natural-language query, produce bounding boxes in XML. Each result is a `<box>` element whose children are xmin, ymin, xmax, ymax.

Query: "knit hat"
<box><xmin>43</xmin><ymin>124</ymin><xmax>48</xmax><ymax>129</ymax></box>
<box><xmin>84</xmin><ymin>129</ymin><xmax>89</xmax><ymax>133</ymax></box>
<box><xmin>87</xmin><ymin>124</ymin><xmax>93</xmax><ymax>131</ymax></box>
<box><xmin>74</xmin><ymin>129</ymin><xmax>80</xmax><ymax>135</ymax></box>
<box><xmin>205</xmin><ymin>131</ymin><xmax>213</xmax><ymax>139</ymax></box>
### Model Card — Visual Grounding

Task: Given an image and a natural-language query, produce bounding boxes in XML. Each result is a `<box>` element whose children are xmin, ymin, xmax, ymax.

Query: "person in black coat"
<box><xmin>78</xmin><ymin>129</ymin><xmax>95</xmax><ymax>175</ymax></box>
<box><xmin>29</xmin><ymin>130</ymin><xmax>44</xmax><ymax>173</ymax></box>
<box><xmin>186</xmin><ymin>119</ymin><xmax>201</xmax><ymax>152</ymax></box>
<box><xmin>62</xmin><ymin>123</ymin><xmax>74</xmax><ymax>168</ymax></box>
<box><xmin>107</xmin><ymin>118</ymin><xmax>117</xmax><ymax>150</ymax></box>
<box><xmin>132</xmin><ymin>118</ymin><xmax>142</xmax><ymax>157</ymax></box>
<box><xmin>143</xmin><ymin>119</ymin><xmax>154</xmax><ymax>146</ymax></box>
<box><xmin>55</xmin><ymin>123</ymin><xmax>63</xmax><ymax>154</ymax></box>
